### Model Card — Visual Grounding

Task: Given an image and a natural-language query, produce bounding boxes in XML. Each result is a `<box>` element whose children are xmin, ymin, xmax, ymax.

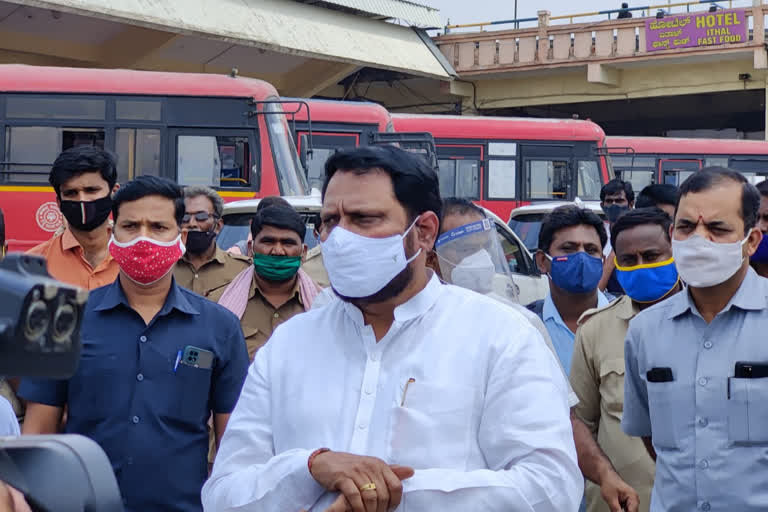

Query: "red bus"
<box><xmin>391</xmin><ymin>114</ymin><xmax>612</xmax><ymax>220</ymax></box>
<box><xmin>0</xmin><ymin>64</ymin><xmax>309</xmax><ymax>251</ymax></box>
<box><xmin>607</xmin><ymin>136</ymin><xmax>768</xmax><ymax>190</ymax></box>
<box><xmin>283</xmin><ymin>98</ymin><xmax>437</xmax><ymax>191</ymax></box>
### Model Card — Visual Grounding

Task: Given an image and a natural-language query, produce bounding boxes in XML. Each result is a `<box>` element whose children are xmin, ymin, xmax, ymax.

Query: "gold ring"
<box><xmin>360</xmin><ymin>482</ymin><xmax>377</xmax><ymax>492</ymax></box>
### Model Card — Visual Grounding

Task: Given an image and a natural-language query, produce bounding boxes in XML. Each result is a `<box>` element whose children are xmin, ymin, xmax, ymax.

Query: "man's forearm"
<box><xmin>571</xmin><ymin>413</ymin><xmax>615</xmax><ymax>484</ymax></box>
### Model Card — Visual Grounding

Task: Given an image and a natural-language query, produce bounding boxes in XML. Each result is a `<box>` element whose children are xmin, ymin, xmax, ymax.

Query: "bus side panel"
<box><xmin>1</xmin><ymin>188</ymin><xmax>60</xmax><ymax>252</ymax></box>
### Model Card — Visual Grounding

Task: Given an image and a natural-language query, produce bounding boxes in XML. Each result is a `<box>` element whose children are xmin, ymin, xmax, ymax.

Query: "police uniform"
<box><xmin>174</xmin><ymin>247</ymin><xmax>250</xmax><ymax>298</ymax></box>
<box><xmin>571</xmin><ymin>295</ymin><xmax>655</xmax><ymax>512</ymax></box>
<box><xmin>302</xmin><ymin>245</ymin><xmax>329</xmax><ymax>288</ymax></box>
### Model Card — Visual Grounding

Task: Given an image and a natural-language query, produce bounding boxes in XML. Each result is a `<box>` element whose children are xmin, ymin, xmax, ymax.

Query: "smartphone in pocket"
<box><xmin>181</xmin><ymin>346</ymin><xmax>214</xmax><ymax>369</ymax></box>
<box><xmin>734</xmin><ymin>361</ymin><xmax>768</xmax><ymax>379</ymax></box>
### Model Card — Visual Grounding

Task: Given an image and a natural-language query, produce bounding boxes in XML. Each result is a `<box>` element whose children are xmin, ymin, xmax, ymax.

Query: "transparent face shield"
<box><xmin>435</xmin><ymin>218</ymin><xmax>519</xmax><ymax>303</ymax></box>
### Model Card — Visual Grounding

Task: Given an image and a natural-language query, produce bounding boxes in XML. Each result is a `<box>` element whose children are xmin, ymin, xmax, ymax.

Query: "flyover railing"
<box><xmin>435</xmin><ymin>0</ymin><xmax>766</xmax><ymax>74</ymax></box>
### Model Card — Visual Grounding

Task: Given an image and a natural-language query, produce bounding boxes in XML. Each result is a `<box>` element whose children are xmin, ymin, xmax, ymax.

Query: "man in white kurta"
<box><xmin>202</xmin><ymin>145</ymin><xmax>581</xmax><ymax>512</ymax></box>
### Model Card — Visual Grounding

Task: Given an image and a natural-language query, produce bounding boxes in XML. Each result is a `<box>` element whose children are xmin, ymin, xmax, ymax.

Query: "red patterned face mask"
<box><xmin>108</xmin><ymin>234</ymin><xmax>185</xmax><ymax>285</ymax></box>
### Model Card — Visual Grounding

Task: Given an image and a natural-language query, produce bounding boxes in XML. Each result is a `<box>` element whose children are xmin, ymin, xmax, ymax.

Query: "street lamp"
<box><xmin>514</xmin><ymin>0</ymin><xmax>518</xmax><ymax>28</ymax></box>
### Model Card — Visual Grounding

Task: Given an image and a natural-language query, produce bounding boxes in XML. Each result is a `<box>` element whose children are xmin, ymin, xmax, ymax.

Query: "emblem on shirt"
<box><xmin>36</xmin><ymin>202</ymin><xmax>63</xmax><ymax>232</ymax></box>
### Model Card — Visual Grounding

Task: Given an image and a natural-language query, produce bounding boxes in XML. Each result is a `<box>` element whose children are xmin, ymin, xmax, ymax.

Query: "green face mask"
<box><xmin>252</xmin><ymin>253</ymin><xmax>302</xmax><ymax>282</ymax></box>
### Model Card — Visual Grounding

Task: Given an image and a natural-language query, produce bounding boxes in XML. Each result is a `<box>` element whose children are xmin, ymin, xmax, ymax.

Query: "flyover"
<box><xmin>427</xmin><ymin>0</ymin><xmax>768</xmax><ymax>138</ymax></box>
<box><xmin>0</xmin><ymin>0</ymin><xmax>453</xmax><ymax>97</ymax></box>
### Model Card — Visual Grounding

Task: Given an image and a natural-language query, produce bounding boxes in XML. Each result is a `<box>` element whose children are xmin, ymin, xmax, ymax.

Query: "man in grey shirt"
<box><xmin>622</xmin><ymin>167</ymin><xmax>767</xmax><ymax>512</ymax></box>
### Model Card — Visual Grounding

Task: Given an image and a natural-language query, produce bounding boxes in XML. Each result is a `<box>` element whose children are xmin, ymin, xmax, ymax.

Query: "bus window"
<box><xmin>611</xmin><ymin>156</ymin><xmax>655</xmax><ymax>190</ymax></box>
<box><xmin>299</xmin><ymin>133</ymin><xmax>357</xmax><ymax>191</ymax></box>
<box><xmin>526</xmin><ymin>159</ymin><xmax>568</xmax><ymax>200</ymax></box>
<box><xmin>2</xmin><ymin>126</ymin><xmax>104</xmax><ymax>183</ymax></box>
<box><xmin>705</xmin><ymin>157</ymin><xmax>729</xmax><ymax>168</ymax></box>
<box><xmin>116</xmin><ymin>128</ymin><xmax>161</xmax><ymax>183</ymax></box>
<box><xmin>176</xmin><ymin>134</ymin><xmax>251</xmax><ymax>188</ymax></box>
<box><xmin>661</xmin><ymin>159</ymin><xmax>700</xmax><ymax>186</ymax></box>
<box><xmin>577</xmin><ymin>160</ymin><xmax>601</xmax><ymax>200</ymax></box>
<box><xmin>487</xmin><ymin>160</ymin><xmax>516</xmax><ymax>199</ymax></box>
<box><xmin>437</xmin><ymin>159</ymin><xmax>480</xmax><ymax>198</ymax></box>
<box><xmin>6</xmin><ymin>96</ymin><xmax>105</xmax><ymax>120</ymax></box>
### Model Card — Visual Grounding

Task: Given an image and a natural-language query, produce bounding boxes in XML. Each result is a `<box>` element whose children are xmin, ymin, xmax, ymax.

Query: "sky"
<box><xmin>430</xmin><ymin>0</ymin><xmax>729</xmax><ymax>28</ymax></box>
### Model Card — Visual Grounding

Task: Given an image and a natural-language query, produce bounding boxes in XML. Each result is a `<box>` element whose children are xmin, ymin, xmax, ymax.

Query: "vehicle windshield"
<box><xmin>264</xmin><ymin>101</ymin><xmax>309</xmax><ymax>196</ymax></box>
<box><xmin>509</xmin><ymin>210</ymin><xmax>606</xmax><ymax>252</ymax></box>
<box><xmin>508</xmin><ymin>214</ymin><xmax>547</xmax><ymax>253</ymax></box>
<box><xmin>219</xmin><ymin>212</ymin><xmax>321</xmax><ymax>253</ymax></box>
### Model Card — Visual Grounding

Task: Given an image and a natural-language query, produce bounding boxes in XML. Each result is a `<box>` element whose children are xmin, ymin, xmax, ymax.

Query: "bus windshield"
<box><xmin>264</xmin><ymin>102</ymin><xmax>309</xmax><ymax>196</ymax></box>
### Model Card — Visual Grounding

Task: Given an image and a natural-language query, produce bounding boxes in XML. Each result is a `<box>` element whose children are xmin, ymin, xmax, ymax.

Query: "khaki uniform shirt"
<box><xmin>302</xmin><ymin>245</ymin><xmax>329</xmax><ymax>288</ymax></box>
<box><xmin>174</xmin><ymin>247</ymin><xmax>250</xmax><ymax>298</ymax></box>
<box><xmin>208</xmin><ymin>275</ymin><xmax>305</xmax><ymax>360</ymax></box>
<box><xmin>571</xmin><ymin>295</ymin><xmax>655</xmax><ymax>512</ymax></box>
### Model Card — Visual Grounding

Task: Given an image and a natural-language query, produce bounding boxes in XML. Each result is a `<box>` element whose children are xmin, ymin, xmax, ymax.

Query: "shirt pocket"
<box><xmin>171</xmin><ymin>364</ymin><xmax>212</xmax><ymax>425</ymax></box>
<box><xmin>599</xmin><ymin>358</ymin><xmax>626</xmax><ymax>421</ymax></box>
<box><xmin>647</xmin><ymin>380</ymin><xmax>692</xmax><ymax>451</ymax></box>
<box><xmin>728</xmin><ymin>377</ymin><xmax>768</xmax><ymax>444</ymax></box>
<box><xmin>389</xmin><ymin>380</ymin><xmax>477</xmax><ymax>469</ymax></box>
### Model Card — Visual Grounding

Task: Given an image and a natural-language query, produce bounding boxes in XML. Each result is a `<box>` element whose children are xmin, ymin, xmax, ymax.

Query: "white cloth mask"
<box><xmin>320</xmin><ymin>217</ymin><xmax>421</xmax><ymax>298</ymax></box>
<box><xmin>450</xmin><ymin>249</ymin><xmax>495</xmax><ymax>294</ymax></box>
<box><xmin>672</xmin><ymin>233</ymin><xmax>750</xmax><ymax>288</ymax></box>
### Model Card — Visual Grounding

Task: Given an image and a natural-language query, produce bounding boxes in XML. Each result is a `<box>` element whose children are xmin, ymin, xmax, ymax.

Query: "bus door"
<box><xmin>434</xmin><ymin>145</ymin><xmax>483</xmax><ymax>200</ymax></box>
<box><xmin>660</xmin><ymin>159</ymin><xmax>701</xmax><ymax>186</ymax></box>
<box><xmin>520</xmin><ymin>145</ymin><xmax>574</xmax><ymax>201</ymax></box>
<box><xmin>296</xmin><ymin>132</ymin><xmax>359</xmax><ymax>190</ymax></box>
<box><xmin>168</xmin><ymin>128</ymin><xmax>256</xmax><ymax>191</ymax></box>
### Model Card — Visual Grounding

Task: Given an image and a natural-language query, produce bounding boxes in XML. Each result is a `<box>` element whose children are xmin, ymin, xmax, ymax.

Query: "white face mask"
<box><xmin>672</xmin><ymin>233</ymin><xmax>750</xmax><ymax>288</ymax></box>
<box><xmin>449</xmin><ymin>249</ymin><xmax>495</xmax><ymax>294</ymax></box>
<box><xmin>320</xmin><ymin>217</ymin><xmax>421</xmax><ymax>298</ymax></box>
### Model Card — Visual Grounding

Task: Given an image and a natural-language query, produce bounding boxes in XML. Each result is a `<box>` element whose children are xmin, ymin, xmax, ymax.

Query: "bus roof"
<box><xmin>391</xmin><ymin>114</ymin><xmax>606</xmax><ymax>142</ymax></box>
<box><xmin>0</xmin><ymin>64</ymin><xmax>278</xmax><ymax>99</ymax></box>
<box><xmin>282</xmin><ymin>98</ymin><xmax>391</xmax><ymax>130</ymax></box>
<box><xmin>607</xmin><ymin>136</ymin><xmax>768</xmax><ymax>156</ymax></box>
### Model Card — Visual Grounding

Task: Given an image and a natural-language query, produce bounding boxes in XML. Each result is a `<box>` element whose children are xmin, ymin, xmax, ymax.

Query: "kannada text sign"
<box><xmin>646</xmin><ymin>9</ymin><xmax>748</xmax><ymax>52</ymax></box>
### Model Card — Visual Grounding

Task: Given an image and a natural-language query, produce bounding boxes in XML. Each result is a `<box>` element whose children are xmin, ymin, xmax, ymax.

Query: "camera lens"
<box><xmin>52</xmin><ymin>301</ymin><xmax>77</xmax><ymax>348</ymax></box>
<box><xmin>24</xmin><ymin>299</ymin><xmax>49</xmax><ymax>343</ymax></box>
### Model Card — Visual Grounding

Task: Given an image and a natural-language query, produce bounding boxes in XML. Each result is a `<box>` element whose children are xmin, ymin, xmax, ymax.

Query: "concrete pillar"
<box><xmin>538</xmin><ymin>10</ymin><xmax>551</xmax><ymax>28</ymax></box>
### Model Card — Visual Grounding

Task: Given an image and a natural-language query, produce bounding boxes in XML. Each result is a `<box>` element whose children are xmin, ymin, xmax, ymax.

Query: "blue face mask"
<box><xmin>546</xmin><ymin>251</ymin><xmax>603</xmax><ymax>294</ymax></box>
<box><xmin>750</xmin><ymin>234</ymin><xmax>768</xmax><ymax>263</ymax></box>
<box><xmin>615</xmin><ymin>257</ymin><xmax>680</xmax><ymax>303</ymax></box>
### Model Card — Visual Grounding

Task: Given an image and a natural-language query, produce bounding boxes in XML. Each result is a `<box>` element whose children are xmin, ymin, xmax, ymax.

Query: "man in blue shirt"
<box><xmin>623</xmin><ymin>168</ymin><xmax>768</xmax><ymax>512</ymax></box>
<box><xmin>20</xmin><ymin>176</ymin><xmax>250</xmax><ymax>512</ymax></box>
<box><xmin>528</xmin><ymin>205</ymin><xmax>611</xmax><ymax>374</ymax></box>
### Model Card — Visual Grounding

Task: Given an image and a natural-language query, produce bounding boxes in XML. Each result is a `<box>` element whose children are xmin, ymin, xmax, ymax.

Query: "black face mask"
<box><xmin>603</xmin><ymin>204</ymin><xmax>629</xmax><ymax>224</ymax></box>
<box><xmin>185</xmin><ymin>229</ymin><xmax>218</xmax><ymax>255</ymax></box>
<box><xmin>59</xmin><ymin>195</ymin><xmax>113</xmax><ymax>232</ymax></box>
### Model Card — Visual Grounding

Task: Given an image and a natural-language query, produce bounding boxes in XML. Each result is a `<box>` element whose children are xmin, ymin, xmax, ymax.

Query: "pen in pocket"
<box><xmin>400</xmin><ymin>378</ymin><xmax>416</xmax><ymax>407</ymax></box>
<box><xmin>173</xmin><ymin>350</ymin><xmax>182</xmax><ymax>373</ymax></box>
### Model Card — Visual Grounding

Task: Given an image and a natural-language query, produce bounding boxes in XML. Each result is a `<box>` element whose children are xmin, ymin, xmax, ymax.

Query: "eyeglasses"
<box><xmin>182</xmin><ymin>212</ymin><xmax>218</xmax><ymax>224</ymax></box>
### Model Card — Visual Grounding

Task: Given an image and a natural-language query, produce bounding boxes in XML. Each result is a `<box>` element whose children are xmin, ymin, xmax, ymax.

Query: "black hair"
<box><xmin>600</xmin><ymin>178</ymin><xmax>635</xmax><ymax>203</ymax></box>
<box><xmin>251</xmin><ymin>205</ymin><xmax>306</xmax><ymax>242</ymax></box>
<box><xmin>323</xmin><ymin>145</ymin><xmax>442</xmax><ymax>223</ymax></box>
<box><xmin>622</xmin><ymin>2</ymin><xmax>629</xmax><ymax>7</ymax></box>
<box><xmin>440</xmin><ymin>197</ymin><xmax>486</xmax><ymax>224</ymax></box>
<box><xmin>678</xmin><ymin>167</ymin><xmax>760</xmax><ymax>234</ymax></box>
<box><xmin>257</xmin><ymin>196</ymin><xmax>291</xmax><ymax>212</ymax></box>
<box><xmin>49</xmin><ymin>146</ymin><xmax>118</xmax><ymax>198</ymax></box>
<box><xmin>539</xmin><ymin>205</ymin><xmax>607</xmax><ymax>253</ymax></box>
<box><xmin>635</xmin><ymin>184</ymin><xmax>679</xmax><ymax>209</ymax></box>
<box><xmin>0</xmin><ymin>208</ymin><xmax>5</xmax><ymax>248</ymax></box>
<box><xmin>610</xmin><ymin>207</ymin><xmax>672</xmax><ymax>250</ymax></box>
<box><xmin>756</xmin><ymin>179</ymin><xmax>768</xmax><ymax>198</ymax></box>
<box><xmin>112</xmin><ymin>176</ymin><xmax>185</xmax><ymax>225</ymax></box>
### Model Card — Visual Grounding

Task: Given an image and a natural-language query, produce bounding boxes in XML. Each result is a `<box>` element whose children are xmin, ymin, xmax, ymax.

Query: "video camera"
<box><xmin>0</xmin><ymin>254</ymin><xmax>124</xmax><ymax>511</ymax></box>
